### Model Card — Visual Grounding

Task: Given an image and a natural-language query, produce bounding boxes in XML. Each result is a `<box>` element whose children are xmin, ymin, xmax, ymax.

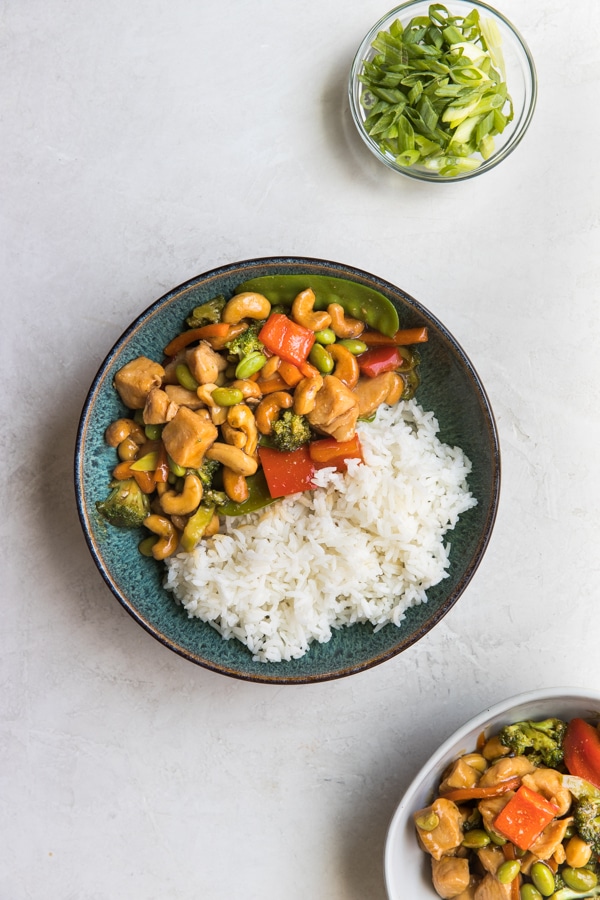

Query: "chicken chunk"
<box><xmin>186</xmin><ymin>340</ymin><xmax>228</xmax><ymax>385</ymax></box>
<box><xmin>143</xmin><ymin>388</ymin><xmax>179</xmax><ymax>425</ymax></box>
<box><xmin>164</xmin><ymin>383</ymin><xmax>206</xmax><ymax>410</ymax></box>
<box><xmin>114</xmin><ymin>356</ymin><xmax>165</xmax><ymax>409</ymax></box>
<box><xmin>432</xmin><ymin>856</ymin><xmax>471</xmax><ymax>899</ymax></box>
<box><xmin>161</xmin><ymin>406</ymin><xmax>218</xmax><ymax>468</ymax></box>
<box><xmin>307</xmin><ymin>375</ymin><xmax>359</xmax><ymax>442</ymax></box>
<box><xmin>454</xmin><ymin>879</ymin><xmax>481</xmax><ymax>900</ymax></box>
<box><xmin>439</xmin><ymin>758</ymin><xmax>482</xmax><ymax>794</ymax></box>
<box><xmin>353</xmin><ymin>372</ymin><xmax>398</xmax><ymax>418</ymax></box>
<box><xmin>473</xmin><ymin>873</ymin><xmax>510</xmax><ymax>900</ymax></box>
<box><xmin>521</xmin><ymin>768</ymin><xmax>572</xmax><ymax>817</ymax></box>
<box><xmin>478</xmin><ymin>756</ymin><xmax>536</xmax><ymax>788</ymax></box>
<box><xmin>414</xmin><ymin>797</ymin><xmax>464</xmax><ymax>861</ymax></box>
<box><xmin>528</xmin><ymin>815</ymin><xmax>572</xmax><ymax>860</ymax></box>
<box><xmin>476</xmin><ymin>846</ymin><xmax>504</xmax><ymax>876</ymax></box>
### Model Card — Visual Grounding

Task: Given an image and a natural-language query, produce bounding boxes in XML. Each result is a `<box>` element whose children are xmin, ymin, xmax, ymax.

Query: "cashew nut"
<box><xmin>328</xmin><ymin>343</ymin><xmax>359</xmax><ymax>389</ymax></box>
<box><xmin>117</xmin><ymin>436</ymin><xmax>142</xmax><ymax>461</ymax></box>
<box><xmin>210</xmin><ymin>405</ymin><xmax>227</xmax><ymax>426</ymax></box>
<box><xmin>105</xmin><ymin>418</ymin><xmax>145</xmax><ymax>448</ymax></box>
<box><xmin>255</xmin><ymin>391</ymin><xmax>293</xmax><ymax>434</ymax></box>
<box><xmin>205</xmin><ymin>512</ymin><xmax>221</xmax><ymax>537</ymax></box>
<box><xmin>221</xmin><ymin>421</ymin><xmax>247</xmax><ymax>450</ymax></box>
<box><xmin>226</xmin><ymin>404</ymin><xmax>259</xmax><ymax>456</ymax></box>
<box><xmin>222</xmin><ymin>292</ymin><xmax>271</xmax><ymax>325</ymax></box>
<box><xmin>231</xmin><ymin>379</ymin><xmax>263</xmax><ymax>401</ymax></box>
<box><xmin>206</xmin><ymin>442</ymin><xmax>258</xmax><ymax>476</ymax></box>
<box><xmin>327</xmin><ymin>303</ymin><xmax>365</xmax><ymax>339</ymax></box>
<box><xmin>197</xmin><ymin>383</ymin><xmax>228</xmax><ymax>424</ymax></box>
<box><xmin>222</xmin><ymin>467</ymin><xmax>249</xmax><ymax>504</ymax></box>
<box><xmin>353</xmin><ymin>372</ymin><xmax>400</xmax><ymax>417</ymax></box>
<box><xmin>385</xmin><ymin>373</ymin><xmax>404</xmax><ymax>406</ymax></box>
<box><xmin>260</xmin><ymin>355</ymin><xmax>281</xmax><ymax>380</ymax></box>
<box><xmin>144</xmin><ymin>514</ymin><xmax>179</xmax><ymax>560</ymax></box>
<box><xmin>293</xmin><ymin>374</ymin><xmax>324</xmax><ymax>415</ymax></box>
<box><xmin>160</xmin><ymin>473</ymin><xmax>203</xmax><ymax>516</ymax></box>
<box><xmin>291</xmin><ymin>289</ymin><xmax>331</xmax><ymax>332</ymax></box>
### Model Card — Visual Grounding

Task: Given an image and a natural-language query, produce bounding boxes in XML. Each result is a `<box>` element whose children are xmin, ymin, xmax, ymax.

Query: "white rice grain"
<box><xmin>163</xmin><ymin>400</ymin><xmax>477</xmax><ymax>662</ymax></box>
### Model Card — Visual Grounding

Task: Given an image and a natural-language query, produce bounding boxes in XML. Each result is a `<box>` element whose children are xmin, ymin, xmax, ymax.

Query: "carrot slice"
<box><xmin>361</xmin><ymin>326</ymin><xmax>429</xmax><ymax>346</ymax></box>
<box><xmin>163</xmin><ymin>323</ymin><xmax>230</xmax><ymax>357</ymax></box>
<box><xmin>493</xmin><ymin>785</ymin><xmax>558</xmax><ymax>851</ymax></box>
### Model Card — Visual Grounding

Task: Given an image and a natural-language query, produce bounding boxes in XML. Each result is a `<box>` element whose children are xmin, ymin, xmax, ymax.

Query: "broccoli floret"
<box><xmin>196</xmin><ymin>457</ymin><xmax>220</xmax><ymax>488</ymax></box>
<box><xmin>499</xmin><ymin>718</ymin><xmax>567</xmax><ymax>768</ymax></box>
<box><xmin>574</xmin><ymin>798</ymin><xmax>600</xmax><ymax>855</ymax></box>
<box><xmin>96</xmin><ymin>478</ymin><xmax>150</xmax><ymax>528</ymax></box>
<box><xmin>186</xmin><ymin>295</ymin><xmax>227</xmax><ymax>328</ymax></box>
<box><xmin>225</xmin><ymin>321</ymin><xmax>264</xmax><ymax>361</ymax></box>
<box><xmin>271</xmin><ymin>411</ymin><xmax>312</xmax><ymax>452</ymax></box>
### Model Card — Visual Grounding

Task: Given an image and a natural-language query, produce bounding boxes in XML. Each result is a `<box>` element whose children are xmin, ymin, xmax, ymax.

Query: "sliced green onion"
<box><xmin>358</xmin><ymin>3</ymin><xmax>513</xmax><ymax>174</ymax></box>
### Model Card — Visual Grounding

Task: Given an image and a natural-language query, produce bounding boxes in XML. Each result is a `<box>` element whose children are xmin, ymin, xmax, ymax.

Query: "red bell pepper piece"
<box><xmin>309</xmin><ymin>434</ymin><xmax>364</xmax><ymax>472</ymax></box>
<box><xmin>357</xmin><ymin>346</ymin><xmax>403</xmax><ymax>378</ymax></box>
<box><xmin>258</xmin><ymin>445</ymin><xmax>315</xmax><ymax>499</ymax></box>
<box><xmin>493</xmin><ymin>785</ymin><xmax>558</xmax><ymax>851</ymax></box>
<box><xmin>564</xmin><ymin>718</ymin><xmax>600</xmax><ymax>788</ymax></box>
<box><xmin>258</xmin><ymin>314</ymin><xmax>315</xmax><ymax>368</ymax></box>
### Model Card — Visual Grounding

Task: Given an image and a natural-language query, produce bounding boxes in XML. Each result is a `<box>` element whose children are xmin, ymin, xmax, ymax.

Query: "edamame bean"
<box><xmin>337</xmin><ymin>339</ymin><xmax>368</xmax><ymax>355</ymax></box>
<box><xmin>520</xmin><ymin>885</ymin><xmax>542</xmax><ymax>900</ymax></box>
<box><xmin>211</xmin><ymin>387</ymin><xmax>244</xmax><ymax>407</ymax></box>
<box><xmin>168</xmin><ymin>456</ymin><xmax>187</xmax><ymax>478</ymax></box>
<box><xmin>415</xmin><ymin>811</ymin><xmax>439</xmax><ymax>832</ymax></box>
<box><xmin>488</xmin><ymin>831</ymin><xmax>507</xmax><ymax>846</ymax></box>
<box><xmin>314</xmin><ymin>328</ymin><xmax>336</xmax><ymax>345</ymax></box>
<box><xmin>461</xmin><ymin>829</ymin><xmax>490</xmax><ymax>849</ymax></box>
<box><xmin>497</xmin><ymin>860</ymin><xmax>521</xmax><ymax>884</ymax></box>
<box><xmin>530</xmin><ymin>862</ymin><xmax>555</xmax><ymax>897</ymax></box>
<box><xmin>561</xmin><ymin>867</ymin><xmax>598</xmax><ymax>892</ymax></box>
<box><xmin>308</xmin><ymin>343</ymin><xmax>334</xmax><ymax>374</ymax></box>
<box><xmin>235</xmin><ymin>351</ymin><xmax>266</xmax><ymax>380</ymax></box>
<box><xmin>175</xmin><ymin>362</ymin><xmax>199</xmax><ymax>392</ymax></box>
<box><xmin>144</xmin><ymin>424</ymin><xmax>162</xmax><ymax>440</ymax></box>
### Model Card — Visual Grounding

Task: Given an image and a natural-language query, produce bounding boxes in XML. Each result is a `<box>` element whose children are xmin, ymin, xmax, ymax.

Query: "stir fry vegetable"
<box><xmin>414</xmin><ymin>715</ymin><xmax>600</xmax><ymax>899</ymax></box>
<box><xmin>359</xmin><ymin>3</ymin><xmax>513</xmax><ymax>176</ymax></box>
<box><xmin>96</xmin><ymin>276</ymin><xmax>428</xmax><ymax>560</ymax></box>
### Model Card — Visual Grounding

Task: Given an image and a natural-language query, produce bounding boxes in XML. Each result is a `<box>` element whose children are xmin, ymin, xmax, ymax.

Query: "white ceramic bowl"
<box><xmin>384</xmin><ymin>687</ymin><xmax>600</xmax><ymax>899</ymax></box>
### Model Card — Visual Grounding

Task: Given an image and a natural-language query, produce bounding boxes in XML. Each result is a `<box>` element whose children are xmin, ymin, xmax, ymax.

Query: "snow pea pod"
<box><xmin>234</xmin><ymin>275</ymin><xmax>399</xmax><ymax>338</ymax></box>
<box><xmin>218</xmin><ymin>469</ymin><xmax>275</xmax><ymax>516</ymax></box>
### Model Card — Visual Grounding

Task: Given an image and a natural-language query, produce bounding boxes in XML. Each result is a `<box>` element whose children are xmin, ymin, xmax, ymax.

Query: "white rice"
<box><xmin>163</xmin><ymin>400</ymin><xmax>477</xmax><ymax>662</ymax></box>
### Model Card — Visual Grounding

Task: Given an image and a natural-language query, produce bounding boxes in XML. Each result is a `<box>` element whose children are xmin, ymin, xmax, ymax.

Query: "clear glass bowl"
<box><xmin>348</xmin><ymin>0</ymin><xmax>537</xmax><ymax>182</ymax></box>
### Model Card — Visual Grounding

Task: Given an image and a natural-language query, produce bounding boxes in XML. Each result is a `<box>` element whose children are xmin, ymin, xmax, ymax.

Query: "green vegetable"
<box><xmin>218</xmin><ymin>470</ymin><xmax>276</xmax><ymax>516</ymax></box>
<box><xmin>337</xmin><ymin>339</ymin><xmax>368</xmax><ymax>355</ymax></box>
<box><xmin>308</xmin><ymin>343</ymin><xmax>334</xmax><ymax>374</ymax></box>
<box><xmin>271</xmin><ymin>410</ymin><xmax>312</xmax><ymax>452</ymax></box>
<box><xmin>186</xmin><ymin>295</ymin><xmax>227</xmax><ymax>328</ymax></box>
<box><xmin>560</xmin><ymin>868</ymin><xmax>598</xmax><ymax>893</ymax></box>
<box><xmin>358</xmin><ymin>3</ymin><xmax>514</xmax><ymax>175</ymax></box>
<box><xmin>530</xmin><ymin>861</ymin><xmax>555</xmax><ymax>897</ymax></box>
<box><xmin>460</xmin><ymin>829</ymin><xmax>490</xmax><ymax>849</ymax></box>
<box><xmin>235</xmin><ymin>274</ymin><xmax>399</xmax><ymax>337</ymax></box>
<box><xmin>235</xmin><ymin>351</ymin><xmax>267</xmax><ymax>380</ymax></box>
<box><xmin>195</xmin><ymin>457</ymin><xmax>220</xmax><ymax>488</ymax></box>
<box><xmin>574</xmin><ymin>796</ymin><xmax>600</xmax><ymax>855</ymax></box>
<box><xmin>497</xmin><ymin>860</ymin><xmax>520</xmax><ymax>884</ymax></box>
<box><xmin>520</xmin><ymin>885</ymin><xmax>542</xmax><ymax>900</ymax></box>
<box><xmin>180</xmin><ymin>504</ymin><xmax>216</xmax><ymax>552</ymax></box>
<box><xmin>211</xmin><ymin>387</ymin><xmax>244</xmax><ymax>407</ymax></box>
<box><xmin>314</xmin><ymin>328</ymin><xmax>336</xmax><ymax>345</ymax></box>
<box><xmin>96</xmin><ymin>478</ymin><xmax>151</xmax><ymax>528</ymax></box>
<box><xmin>549</xmin><ymin>886</ymin><xmax>600</xmax><ymax>899</ymax></box>
<box><xmin>499</xmin><ymin>718</ymin><xmax>567</xmax><ymax>768</ymax></box>
<box><xmin>226</xmin><ymin>320</ymin><xmax>265</xmax><ymax>361</ymax></box>
<box><xmin>175</xmin><ymin>362</ymin><xmax>199</xmax><ymax>392</ymax></box>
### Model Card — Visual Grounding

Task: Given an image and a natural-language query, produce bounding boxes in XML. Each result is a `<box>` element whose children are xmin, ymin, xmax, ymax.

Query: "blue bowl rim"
<box><xmin>74</xmin><ymin>255</ymin><xmax>501</xmax><ymax>683</ymax></box>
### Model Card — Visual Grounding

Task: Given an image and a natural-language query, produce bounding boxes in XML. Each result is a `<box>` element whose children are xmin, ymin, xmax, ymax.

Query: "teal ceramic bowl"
<box><xmin>74</xmin><ymin>257</ymin><xmax>500</xmax><ymax>684</ymax></box>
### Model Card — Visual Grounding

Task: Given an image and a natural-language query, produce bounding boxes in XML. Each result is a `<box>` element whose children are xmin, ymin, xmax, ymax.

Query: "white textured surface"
<box><xmin>2</xmin><ymin>1</ymin><xmax>600</xmax><ymax>897</ymax></box>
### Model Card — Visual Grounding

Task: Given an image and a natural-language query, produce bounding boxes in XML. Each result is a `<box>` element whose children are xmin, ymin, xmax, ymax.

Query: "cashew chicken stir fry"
<box><xmin>414</xmin><ymin>715</ymin><xmax>600</xmax><ymax>900</ymax></box>
<box><xmin>96</xmin><ymin>280</ymin><xmax>428</xmax><ymax>560</ymax></box>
